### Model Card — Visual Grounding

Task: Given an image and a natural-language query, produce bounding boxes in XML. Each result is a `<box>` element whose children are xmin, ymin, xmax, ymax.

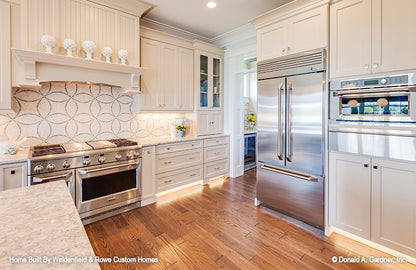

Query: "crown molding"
<box><xmin>87</xmin><ymin>0</ymin><xmax>153</xmax><ymax>17</ymax></box>
<box><xmin>140</xmin><ymin>17</ymin><xmax>211</xmax><ymax>43</ymax></box>
<box><xmin>211</xmin><ymin>23</ymin><xmax>256</xmax><ymax>49</ymax></box>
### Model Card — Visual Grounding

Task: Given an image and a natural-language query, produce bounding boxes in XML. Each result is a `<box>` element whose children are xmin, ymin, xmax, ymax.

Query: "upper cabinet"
<box><xmin>140</xmin><ymin>28</ymin><xmax>194</xmax><ymax>111</ymax></box>
<box><xmin>251</xmin><ymin>0</ymin><xmax>329</xmax><ymax>62</ymax></box>
<box><xmin>330</xmin><ymin>0</ymin><xmax>416</xmax><ymax>79</ymax></box>
<box><xmin>0</xmin><ymin>1</ymin><xmax>12</xmax><ymax>112</ymax></box>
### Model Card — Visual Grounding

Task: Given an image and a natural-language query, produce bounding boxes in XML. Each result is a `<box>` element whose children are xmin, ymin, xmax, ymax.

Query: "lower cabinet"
<box><xmin>197</xmin><ymin>111</ymin><xmax>223</xmax><ymax>135</ymax></box>
<box><xmin>329</xmin><ymin>152</ymin><xmax>416</xmax><ymax>257</ymax></box>
<box><xmin>141</xmin><ymin>146</ymin><xmax>156</xmax><ymax>206</ymax></box>
<box><xmin>0</xmin><ymin>161</ymin><xmax>28</xmax><ymax>191</ymax></box>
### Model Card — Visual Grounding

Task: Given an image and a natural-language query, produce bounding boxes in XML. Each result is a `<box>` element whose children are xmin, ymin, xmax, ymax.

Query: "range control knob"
<box><xmin>83</xmin><ymin>159</ymin><xmax>91</xmax><ymax>166</ymax></box>
<box><xmin>98</xmin><ymin>156</ymin><xmax>106</xmax><ymax>164</ymax></box>
<box><xmin>380</xmin><ymin>78</ymin><xmax>387</xmax><ymax>84</ymax></box>
<box><xmin>115</xmin><ymin>154</ymin><xmax>122</xmax><ymax>161</ymax></box>
<box><xmin>46</xmin><ymin>163</ymin><xmax>56</xmax><ymax>171</ymax></box>
<box><xmin>133</xmin><ymin>151</ymin><xmax>140</xmax><ymax>158</ymax></box>
<box><xmin>126</xmin><ymin>152</ymin><xmax>132</xmax><ymax>159</ymax></box>
<box><xmin>34</xmin><ymin>165</ymin><xmax>44</xmax><ymax>173</ymax></box>
<box><xmin>62</xmin><ymin>161</ymin><xmax>71</xmax><ymax>169</ymax></box>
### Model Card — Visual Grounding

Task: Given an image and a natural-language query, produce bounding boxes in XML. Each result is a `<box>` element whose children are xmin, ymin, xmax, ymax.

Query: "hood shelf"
<box><xmin>12</xmin><ymin>48</ymin><xmax>146</xmax><ymax>93</ymax></box>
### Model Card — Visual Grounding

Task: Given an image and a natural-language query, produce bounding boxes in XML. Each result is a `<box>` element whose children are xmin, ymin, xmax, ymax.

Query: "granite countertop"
<box><xmin>0</xmin><ymin>148</ymin><xmax>29</xmax><ymax>164</ymax></box>
<box><xmin>0</xmin><ymin>181</ymin><xmax>100</xmax><ymax>269</ymax></box>
<box><xmin>132</xmin><ymin>134</ymin><xmax>230</xmax><ymax>147</ymax></box>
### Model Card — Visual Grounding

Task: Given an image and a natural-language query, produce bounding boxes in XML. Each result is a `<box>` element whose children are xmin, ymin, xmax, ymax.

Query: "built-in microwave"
<box><xmin>330</xmin><ymin>74</ymin><xmax>416</xmax><ymax>123</ymax></box>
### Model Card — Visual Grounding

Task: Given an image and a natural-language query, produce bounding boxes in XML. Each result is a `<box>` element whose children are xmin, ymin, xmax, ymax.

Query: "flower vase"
<box><xmin>178</xmin><ymin>130</ymin><xmax>184</xmax><ymax>138</ymax></box>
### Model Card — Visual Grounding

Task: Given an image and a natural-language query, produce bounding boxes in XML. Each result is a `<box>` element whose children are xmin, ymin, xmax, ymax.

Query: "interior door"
<box><xmin>285</xmin><ymin>72</ymin><xmax>324</xmax><ymax>176</ymax></box>
<box><xmin>257</xmin><ymin>77</ymin><xmax>285</xmax><ymax>167</ymax></box>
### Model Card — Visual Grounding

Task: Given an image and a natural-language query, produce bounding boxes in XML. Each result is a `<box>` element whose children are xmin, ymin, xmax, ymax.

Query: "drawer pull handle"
<box><xmin>216</xmin><ymin>141</ymin><xmax>219</xmax><ymax>143</ymax></box>
<box><xmin>108</xmin><ymin>197</ymin><xmax>117</xmax><ymax>202</ymax></box>
<box><xmin>192</xmin><ymin>144</ymin><xmax>195</xmax><ymax>146</ymax></box>
<box><xmin>189</xmin><ymin>173</ymin><xmax>197</xmax><ymax>177</ymax></box>
<box><xmin>189</xmin><ymin>157</ymin><xmax>196</xmax><ymax>160</ymax></box>
<box><xmin>214</xmin><ymin>167</ymin><xmax>221</xmax><ymax>170</ymax></box>
<box><xmin>167</xmin><ymin>147</ymin><xmax>171</xmax><ymax>150</ymax></box>
<box><xmin>214</xmin><ymin>152</ymin><xmax>221</xmax><ymax>155</ymax></box>
<box><xmin>164</xmin><ymin>161</ymin><xmax>172</xmax><ymax>164</ymax></box>
<box><xmin>147</xmin><ymin>151</ymin><xmax>151</xmax><ymax>154</ymax></box>
<box><xmin>164</xmin><ymin>180</ymin><xmax>172</xmax><ymax>183</ymax></box>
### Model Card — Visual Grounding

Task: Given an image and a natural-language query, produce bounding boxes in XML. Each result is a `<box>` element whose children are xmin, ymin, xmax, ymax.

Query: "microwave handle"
<box><xmin>333</xmin><ymin>87</ymin><xmax>416</xmax><ymax>96</ymax></box>
<box><xmin>32</xmin><ymin>171</ymin><xmax>73</xmax><ymax>183</ymax></box>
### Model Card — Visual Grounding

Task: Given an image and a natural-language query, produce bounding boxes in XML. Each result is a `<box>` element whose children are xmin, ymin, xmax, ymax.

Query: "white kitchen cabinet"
<box><xmin>254</xmin><ymin>3</ymin><xmax>328</xmax><ymax>62</ymax></box>
<box><xmin>0</xmin><ymin>161</ymin><xmax>28</xmax><ymax>191</ymax></box>
<box><xmin>197</xmin><ymin>111</ymin><xmax>223</xmax><ymax>136</ymax></box>
<box><xmin>202</xmin><ymin>136</ymin><xmax>229</xmax><ymax>184</ymax></box>
<box><xmin>330</xmin><ymin>0</ymin><xmax>416</xmax><ymax>78</ymax></box>
<box><xmin>330</xmin><ymin>152</ymin><xmax>416</xmax><ymax>258</ymax></box>
<box><xmin>329</xmin><ymin>152</ymin><xmax>371</xmax><ymax>239</ymax></box>
<box><xmin>0</xmin><ymin>1</ymin><xmax>12</xmax><ymax>111</ymax></box>
<box><xmin>141</xmin><ymin>146</ymin><xmax>156</xmax><ymax>206</ymax></box>
<box><xmin>371</xmin><ymin>158</ymin><xmax>416</xmax><ymax>257</ymax></box>
<box><xmin>140</xmin><ymin>37</ymin><xmax>193</xmax><ymax>111</ymax></box>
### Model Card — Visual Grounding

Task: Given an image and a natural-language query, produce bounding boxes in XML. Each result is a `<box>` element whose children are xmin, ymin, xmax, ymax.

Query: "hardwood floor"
<box><xmin>85</xmin><ymin>169</ymin><xmax>416</xmax><ymax>270</ymax></box>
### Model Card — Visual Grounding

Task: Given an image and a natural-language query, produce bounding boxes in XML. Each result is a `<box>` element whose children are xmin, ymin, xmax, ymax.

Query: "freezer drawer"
<box><xmin>256</xmin><ymin>163</ymin><xmax>324</xmax><ymax>229</ymax></box>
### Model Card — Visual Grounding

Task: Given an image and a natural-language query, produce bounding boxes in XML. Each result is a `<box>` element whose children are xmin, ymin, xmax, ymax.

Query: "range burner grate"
<box><xmin>108</xmin><ymin>139</ymin><xmax>138</xmax><ymax>147</ymax></box>
<box><xmin>31</xmin><ymin>144</ymin><xmax>65</xmax><ymax>157</ymax></box>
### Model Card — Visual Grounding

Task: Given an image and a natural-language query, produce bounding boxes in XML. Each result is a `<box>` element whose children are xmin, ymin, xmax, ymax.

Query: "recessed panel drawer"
<box><xmin>204</xmin><ymin>136</ymin><xmax>229</xmax><ymax>147</ymax></box>
<box><xmin>204</xmin><ymin>159</ymin><xmax>228</xmax><ymax>180</ymax></box>
<box><xmin>156</xmin><ymin>140</ymin><xmax>203</xmax><ymax>154</ymax></box>
<box><xmin>156</xmin><ymin>148</ymin><xmax>203</xmax><ymax>174</ymax></box>
<box><xmin>204</xmin><ymin>145</ymin><xmax>228</xmax><ymax>163</ymax></box>
<box><xmin>156</xmin><ymin>165</ymin><xmax>203</xmax><ymax>193</ymax></box>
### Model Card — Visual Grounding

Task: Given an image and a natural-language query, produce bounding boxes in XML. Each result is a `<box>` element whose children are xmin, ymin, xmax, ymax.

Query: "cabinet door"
<box><xmin>141</xmin><ymin>146</ymin><xmax>156</xmax><ymax>206</ymax></box>
<box><xmin>287</xmin><ymin>5</ymin><xmax>328</xmax><ymax>55</ymax></box>
<box><xmin>161</xmin><ymin>44</ymin><xmax>178</xmax><ymax>110</ymax></box>
<box><xmin>372</xmin><ymin>0</ymin><xmax>416</xmax><ymax>73</ymax></box>
<box><xmin>197</xmin><ymin>112</ymin><xmax>210</xmax><ymax>135</ymax></box>
<box><xmin>178</xmin><ymin>48</ymin><xmax>193</xmax><ymax>110</ymax></box>
<box><xmin>330</xmin><ymin>0</ymin><xmax>372</xmax><ymax>78</ymax></box>
<box><xmin>371</xmin><ymin>158</ymin><xmax>416</xmax><ymax>257</ymax></box>
<box><xmin>210</xmin><ymin>111</ymin><xmax>223</xmax><ymax>134</ymax></box>
<box><xmin>329</xmin><ymin>152</ymin><xmax>371</xmax><ymax>239</ymax></box>
<box><xmin>140</xmin><ymin>38</ymin><xmax>162</xmax><ymax>110</ymax></box>
<box><xmin>0</xmin><ymin>2</ymin><xmax>11</xmax><ymax>110</ymax></box>
<box><xmin>0</xmin><ymin>162</ymin><xmax>27</xmax><ymax>191</ymax></box>
<box><xmin>197</xmin><ymin>54</ymin><xmax>209</xmax><ymax>109</ymax></box>
<box><xmin>257</xmin><ymin>21</ymin><xmax>287</xmax><ymax>61</ymax></box>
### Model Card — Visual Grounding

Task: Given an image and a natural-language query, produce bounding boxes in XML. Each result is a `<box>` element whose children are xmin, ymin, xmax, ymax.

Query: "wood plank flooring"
<box><xmin>85</xmin><ymin>169</ymin><xmax>416</xmax><ymax>270</ymax></box>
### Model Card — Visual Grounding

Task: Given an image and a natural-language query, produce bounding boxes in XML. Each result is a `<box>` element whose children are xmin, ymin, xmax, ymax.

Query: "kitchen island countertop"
<box><xmin>0</xmin><ymin>181</ymin><xmax>100</xmax><ymax>269</ymax></box>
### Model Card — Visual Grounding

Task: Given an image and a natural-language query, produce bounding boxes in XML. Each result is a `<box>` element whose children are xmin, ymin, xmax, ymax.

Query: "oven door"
<box><xmin>29</xmin><ymin>170</ymin><xmax>75</xmax><ymax>201</ymax></box>
<box><xmin>76</xmin><ymin>159</ymin><xmax>141</xmax><ymax>215</ymax></box>
<box><xmin>330</xmin><ymin>87</ymin><xmax>416</xmax><ymax>122</ymax></box>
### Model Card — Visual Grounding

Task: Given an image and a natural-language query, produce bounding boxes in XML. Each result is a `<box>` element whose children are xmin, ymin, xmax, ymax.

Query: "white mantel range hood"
<box><xmin>12</xmin><ymin>48</ymin><xmax>146</xmax><ymax>94</ymax></box>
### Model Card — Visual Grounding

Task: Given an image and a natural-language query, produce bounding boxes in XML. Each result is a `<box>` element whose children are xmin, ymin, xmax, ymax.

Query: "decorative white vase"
<box><xmin>40</xmin><ymin>35</ymin><xmax>56</xmax><ymax>54</ymax></box>
<box><xmin>102</xmin><ymin>47</ymin><xmax>113</xmax><ymax>63</ymax></box>
<box><xmin>63</xmin><ymin>38</ymin><xmax>76</xmax><ymax>57</ymax></box>
<box><xmin>118</xmin><ymin>49</ymin><xmax>128</xmax><ymax>65</ymax></box>
<box><xmin>82</xmin><ymin>40</ymin><xmax>96</xmax><ymax>60</ymax></box>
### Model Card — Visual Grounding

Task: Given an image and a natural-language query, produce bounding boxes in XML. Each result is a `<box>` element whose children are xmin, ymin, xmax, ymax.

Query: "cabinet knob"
<box><xmin>373</xmin><ymin>63</ymin><xmax>379</xmax><ymax>68</ymax></box>
<box><xmin>364</xmin><ymin>163</ymin><xmax>368</xmax><ymax>167</ymax></box>
<box><xmin>147</xmin><ymin>151</ymin><xmax>151</xmax><ymax>154</ymax></box>
<box><xmin>373</xmin><ymin>165</ymin><xmax>378</xmax><ymax>169</ymax></box>
<box><xmin>287</xmin><ymin>46</ymin><xmax>291</xmax><ymax>51</ymax></box>
<box><xmin>282</xmin><ymin>48</ymin><xmax>286</xmax><ymax>53</ymax></box>
<box><xmin>364</xmin><ymin>64</ymin><xmax>370</xmax><ymax>69</ymax></box>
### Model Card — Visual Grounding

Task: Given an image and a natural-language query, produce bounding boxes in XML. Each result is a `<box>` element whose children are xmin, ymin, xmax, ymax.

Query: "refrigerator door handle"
<box><xmin>277</xmin><ymin>83</ymin><xmax>284</xmax><ymax>160</ymax></box>
<box><xmin>286</xmin><ymin>82</ymin><xmax>293</xmax><ymax>162</ymax></box>
<box><xmin>260</xmin><ymin>164</ymin><xmax>318</xmax><ymax>182</ymax></box>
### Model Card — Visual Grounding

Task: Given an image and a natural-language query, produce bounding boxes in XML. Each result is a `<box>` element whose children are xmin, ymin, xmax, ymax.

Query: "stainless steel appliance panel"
<box><xmin>257</xmin><ymin>163</ymin><xmax>324</xmax><ymax>229</ymax></box>
<box><xmin>29</xmin><ymin>170</ymin><xmax>75</xmax><ymax>201</ymax></box>
<box><xmin>285</xmin><ymin>72</ymin><xmax>324</xmax><ymax>176</ymax></box>
<box><xmin>257</xmin><ymin>77</ymin><xmax>286</xmax><ymax>167</ymax></box>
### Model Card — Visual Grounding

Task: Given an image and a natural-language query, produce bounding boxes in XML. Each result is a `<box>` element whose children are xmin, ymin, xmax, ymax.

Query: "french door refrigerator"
<box><xmin>256</xmin><ymin>49</ymin><xmax>326</xmax><ymax>229</ymax></box>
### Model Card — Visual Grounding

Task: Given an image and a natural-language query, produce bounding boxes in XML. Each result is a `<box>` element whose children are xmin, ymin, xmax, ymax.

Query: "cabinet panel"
<box><xmin>156</xmin><ymin>148</ymin><xmax>203</xmax><ymax>174</ymax></box>
<box><xmin>197</xmin><ymin>112</ymin><xmax>209</xmax><ymax>135</ymax></box>
<box><xmin>372</xmin><ymin>0</ymin><xmax>416</xmax><ymax>73</ymax></box>
<box><xmin>0</xmin><ymin>2</ymin><xmax>11</xmax><ymax>111</ymax></box>
<box><xmin>204</xmin><ymin>159</ymin><xmax>228</xmax><ymax>180</ymax></box>
<box><xmin>156</xmin><ymin>165</ymin><xmax>202</xmax><ymax>193</ymax></box>
<box><xmin>178</xmin><ymin>48</ymin><xmax>193</xmax><ymax>110</ymax></box>
<box><xmin>140</xmin><ymin>38</ymin><xmax>161</xmax><ymax>110</ymax></box>
<box><xmin>156</xmin><ymin>140</ymin><xmax>203</xmax><ymax>155</ymax></box>
<box><xmin>0</xmin><ymin>162</ymin><xmax>28</xmax><ymax>191</ymax></box>
<box><xmin>204</xmin><ymin>145</ymin><xmax>228</xmax><ymax>163</ymax></box>
<box><xmin>329</xmin><ymin>152</ymin><xmax>371</xmax><ymax>239</ymax></box>
<box><xmin>287</xmin><ymin>5</ymin><xmax>328</xmax><ymax>55</ymax></box>
<box><xmin>141</xmin><ymin>146</ymin><xmax>155</xmax><ymax>205</ymax></box>
<box><xmin>371</xmin><ymin>158</ymin><xmax>416</xmax><ymax>257</ymax></box>
<box><xmin>258</xmin><ymin>22</ymin><xmax>287</xmax><ymax>61</ymax></box>
<box><xmin>162</xmin><ymin>44</ymin><xmax>178</xmax><ymax>110</ymax></box>
<box><xmin>330</xmin><ymin>0</ymin><xmax>372</xmax><ymax>78</ymax></box>
<box><xmin>210</xmin><ymin>111</ymin><xmax>223</xmax><ymax>134</ymax></box>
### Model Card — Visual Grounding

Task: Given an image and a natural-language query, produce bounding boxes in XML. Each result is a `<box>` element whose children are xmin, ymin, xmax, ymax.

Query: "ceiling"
<box><xmin>142</xmin><ymin>0</ymin><xmax>292</xmax><ymax>40</ymax></box>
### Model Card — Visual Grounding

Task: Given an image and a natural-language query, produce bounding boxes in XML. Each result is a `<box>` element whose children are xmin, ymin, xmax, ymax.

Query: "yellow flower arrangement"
<box><xmin>247</xmin><ymin>113</ymin><xmax>255</xmax><ymax>124</ymax></box>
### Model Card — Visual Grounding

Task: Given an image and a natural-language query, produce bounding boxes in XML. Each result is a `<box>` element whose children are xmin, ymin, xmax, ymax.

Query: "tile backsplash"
<box><xmin>0</xmin><ymin>82</ymin><xmax>183</xmax><ymax>147</ymax></box>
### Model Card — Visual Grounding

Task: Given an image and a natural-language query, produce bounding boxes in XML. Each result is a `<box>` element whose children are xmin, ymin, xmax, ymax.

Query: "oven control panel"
<box><xmin>340</xmin><ymin>75</ymin><xmax>408</xmax><ymax>89</ymax></box>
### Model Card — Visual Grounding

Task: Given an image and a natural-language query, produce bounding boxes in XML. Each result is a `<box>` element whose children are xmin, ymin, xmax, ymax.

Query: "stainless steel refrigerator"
<box><xmin>256</xmin><ymin>49</ymin><xmax>326</xmax><ymax>229</ymax></box>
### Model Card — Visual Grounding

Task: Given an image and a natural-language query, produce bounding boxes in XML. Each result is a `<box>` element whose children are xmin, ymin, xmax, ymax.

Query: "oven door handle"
<box><xmin>32</xmin><ymin>171</ymin><xmax>73</xmax><ymax>183</ymax></box>
<box><xmin>77</xmin><ymin>161</ymin><xmax>140</xmax><ymax>178</ymax></box>
<box><xmin>333</xmin><ymin>87</ymin><xmax>416</xmax><ymax>96</ymax></box>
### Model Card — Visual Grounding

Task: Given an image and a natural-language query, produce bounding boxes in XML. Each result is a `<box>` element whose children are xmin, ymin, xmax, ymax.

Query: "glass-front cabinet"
<box><xmin>196</xmin><ymin>52</ymin><xmax>223</xmax><ymax>110</ymax></box>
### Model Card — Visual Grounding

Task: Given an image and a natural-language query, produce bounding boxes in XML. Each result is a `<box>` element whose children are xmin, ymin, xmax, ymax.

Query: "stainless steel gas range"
<box><xmin>28</xmin><ymin>139</ymin><xmax>142</xmax><ymax>225</ymax></box>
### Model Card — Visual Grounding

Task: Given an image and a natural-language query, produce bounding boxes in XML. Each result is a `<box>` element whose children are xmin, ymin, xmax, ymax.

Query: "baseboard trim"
<box><xmin>141</xmin><ymin>196</ymin><xmax>157</xmax><ymax>207</ymax></box>
<box><xmin>331</xmin><ymin>226</ymin><xmax>416</xmax><ymax>265</ymax></box>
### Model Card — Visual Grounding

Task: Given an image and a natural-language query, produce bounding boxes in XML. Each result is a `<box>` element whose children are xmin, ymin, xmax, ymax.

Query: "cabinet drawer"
<box><xmin>204</xmin><ymin>145</ymin><xmax>228</xmax><ymax>163</ymax></box>
<box><xmin>156</xmin><ymin>140</ymin><xmax>203</xmax><ymax>154</ymax></box>
<box><xmin>156</xmin><ymin>165</ymin><xmax>203</xmax><ymax>193</ymax></box>
<box><xmin>204</xmin><ymin>136</ymin><xmax>229</xmax><ymax>147</ymax></box>
<box><xmin>204</xmin><ymin>159</ymin><xmax>228</xmax><ymax>180</ymax></box>
<box><xmin>156</xmin><ymin>148</ymin><xmax>203</xmax><ymax>174</ymax></box>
